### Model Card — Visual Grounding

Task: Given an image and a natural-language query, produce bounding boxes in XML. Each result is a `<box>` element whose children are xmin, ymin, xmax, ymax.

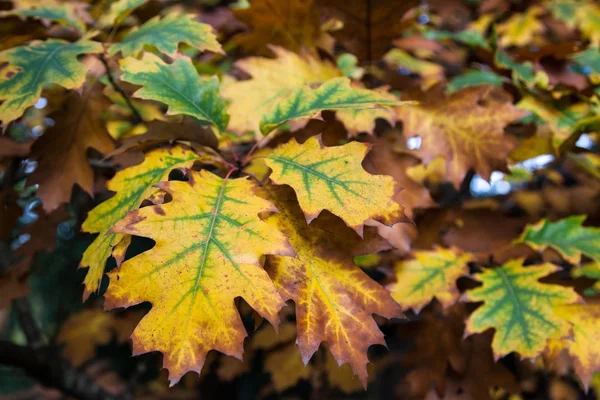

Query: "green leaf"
<box><xmin>495</xmin><ymin>49</ymin><xmax>549</xmax><ymax>89</ymax></box>
<box><xmin>108</xmin><ymin>14</ymin><xmax>223</xmax><ymax>57</ymax></box>
<box><xmin>119</xmin><ymin>52</ymin><xmax>230</xmax><ymax>132</ymax></box>
<box><xmin>0</xmin><ymin>4</ymin><xmax>86</xmax><ymax>33</ymax></box>
<box><xmin>465</xmin><ymin>259</ymin><xmax>580</xmax><ymax>358</ymax></box>
<box><xmin>516</xmin><ymin>216</ymin><xmax>600</xmax><ymax>264</ymax></box>
<box><xmin>260</xmin><ymin>77</ymin><xmax>404</xmax><ymax>134</ymax></box>
<box><xmin>424</xmin><ymin>29</ymin><xmax>490</xmax><ymax>49</ymax></box>
<box><xmin>446</xmin><ymin>70</ymin><xmax>504</xmax><ymax>94</ymax></box>
<box><xmin>336</xmin><ymin>53</ymin><xmax>364</xmax><ymax>79</ymax></box>
<box><xmin>0</xmin><ymin>39</ymin><xmax>103</xmax><ymax>126</ymax></box>
<box><xmin>571</xmin><ymin>48</ymin><xmax>600</xmax><ymax>77</ymax></box>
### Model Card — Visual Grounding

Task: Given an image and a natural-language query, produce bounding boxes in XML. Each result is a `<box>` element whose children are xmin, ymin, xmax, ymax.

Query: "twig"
<box><xmin>0</xmin><ymin>340</ymin><xmax>133</xmax><ymax>400</ymax></box>
<box><xmin>12</xmin><ymin>298</ymin><xmax>45</xmax><ymax>350</ymax></box>
<box><xmin>99</xmin><ymin>54</ymin><xmax>143</xmax><ymax>124</ymax></box>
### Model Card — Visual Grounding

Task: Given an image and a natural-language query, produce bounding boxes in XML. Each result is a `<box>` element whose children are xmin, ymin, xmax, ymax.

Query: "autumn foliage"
<box><xmin>1</xmin><ymin>0</ymin><xmax>600</xmax><ymax>399</ymax></box>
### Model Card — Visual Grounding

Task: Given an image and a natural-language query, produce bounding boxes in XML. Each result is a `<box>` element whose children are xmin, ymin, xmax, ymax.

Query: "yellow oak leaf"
<box><xmin>263</xmin><ymin>136</ymin><xmax>403</xmax><ymax>235</ymax></box>
<box><xmin>262</xmin><ymin>185</ymin><xmax>402</xmax><ymax>386</ymax></box>
<box><xmin>397</xmin><ymin>86</ymin><xmax>527</xmax><ymax>188</ymax></box>
<box><xmin>388</xmin><ymin>248</ymin><xmax>471</xmax><ymax>313</ymax></box>
<box><xmin>80</xmin><ymin>146</ymin><xmax>198</xmax><ymax>299</ymax></box>
<box><xmin>104</xmin><ymin>170</ymin><xmax>294</xmax><ymax>385</ymax></box>
<box><xmin>577</xmin><ymin>3</ymin><xmax>600</xmax><ymax>47</ymax></box>
<box><xmin>553</xmin><ymin>303</ymin><xmax>600</xmax><ymax>389</ymax></box>
<box><xmin>465</xmin><ymin>259</ymin><xmax>580</xmax><ymax>359</ymax></box>
<box><xmin>497</xmin><ymin>6</ymin><xmax>545</xmax><ymax>48</ymax></box>
<box><xmin>221</xmin><ymin>46</ymin><xmax>341</xmax><ymax>136</ymax></box>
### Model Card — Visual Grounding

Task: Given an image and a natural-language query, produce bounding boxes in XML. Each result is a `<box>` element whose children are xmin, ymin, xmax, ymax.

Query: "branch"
<box><xmin>0</xmin><ymin>341</ymin><xmax>133</xmax><ymax>400</ymax></box>
<box><xmin>99</xmin><ymin>54</ymin><xmax>143</xmax><ymax>124</ymax></box>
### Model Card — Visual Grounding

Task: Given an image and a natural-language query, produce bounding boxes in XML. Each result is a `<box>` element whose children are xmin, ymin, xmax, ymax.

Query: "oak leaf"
<box><xmin>397</xmin><ymin>86</ymin><xmax>526</xmax><ymax>188</ymax></box>
<box><xmin>119</xmin><ymin>53</ymin><xmax>229</xmax><ymax>132</ymax></box>
<box><xmin>0</xmin><ymin>1</ymin><xmax>88</xmax><ymax>33</ymax></box>
<box><xmin>259</xmin><ymin>77</ymin><xmax>404</xmax><ymax>134</ymax></box>
<box><xmin>231</xmin><ymin>0</ymin><xmax>321</xmax><ymax>55</ymax></box>
<box><xmin>104</xmin><ymin>170</ymin><xmax>294</xmax><ymax>385</ymax></box>
<box><xmin>388</xmin><ymin>248</ymin><xmax>471</xmax><ymax>313</ymax></box>
<box><xmin>109</xmin><ymin>13</ymin><xmax>222</xmax><ymax>57</ymax></box>
<box><xmin>264</xmin><ymin>135</ymin><xmax>404</xmax><ymax>235</ymax></box>
<box><xmin>221</xmin><ymin>46</ymin><xmax>340</xmax><ymax>136</ymax></box>
<box><xmin>317</xmin><ymin>0</ymin><xmax>419</xmax><ymax>61</ymax></box>
<box><xmin>0</xmin><ymin>39</ymin><xmax>102</xmax><ymax>126</ymax></box>
<box><xmin>28</xmin><ymin>83</ymin><xmax>114</xmax><ymax>212</ymax></box>
<box><xmin>80</xmin><ymin>146</ymin><xmax>198</xmax><ymax>299</ymax></box>
<box><xmin>516</xmin><ymin>215</ymin><xmax>600</xmax><ymax>264</ymax></box>
<box><xmin>262</xmin><ymin>184</ymin><xmax>402</xmax><ymax>386</ymax></box>
<box><xmin>97</xmin><ymin>0</ymin><xmax>147</xmax><ymax>27</ymax></box>
<box><xmin>496</xmin><ymin>6</ymin><xmax>545</xmax><ymax>48</ymax></box>
<box><xmin>465</xmin><ymin>259</ymin><xmax>581</xmax><ymax>359</ymax></box>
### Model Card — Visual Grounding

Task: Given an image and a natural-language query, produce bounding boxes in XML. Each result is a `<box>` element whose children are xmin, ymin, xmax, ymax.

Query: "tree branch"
<box><xmin>99</xmin><ymin>54</ymin><xmax>143</xmax><ymax>124</ymax></box>
<box><xmin>0</xmin><ymin>340</ymin><xmax>133</xmax><ymax>400</ymax></box>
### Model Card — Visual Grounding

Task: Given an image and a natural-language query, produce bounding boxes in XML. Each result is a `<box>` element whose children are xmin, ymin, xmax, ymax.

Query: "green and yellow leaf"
<box><xmin>262</xmin><ymin>185</ymin><xmax>402</xmax><ymax>386</ymax></box>
<box><xmin>0</xmin><ymin>2</ymin><xmax>88</xmax><ymax>32</ymax></box>
<box><xmin>119</xmin><ymin>53</ymin><xmax>229</xmax><ymax>132</ymax></box>
<box><xmin>264</xmin><ymin>135</ymin><xmax>403</xmax><ymax>234</ymax></box>
<box><xmin>80</xmin><ymin>147</ymin><xmax>198</xmax><ymax>299</ymax></box>
<box><xmin>496</xmin><ymin>5</ymin><xmax>545</xmax><ymax>48</ymax></box>
<box><xmin>516</xmin><ymin>216</ymin><xmax>600</xmax><ymax>264</ymax></box>
<box><xmin>465</xmin><ymin>259</ymin><xmax>580</xmax><ymax>358</ymax></box>
<box><xmin>104</xmin><ymin>170</ymin><xmax>294</xmax><ymax>385</ymax></box>
<box><xmin>109</xmin><ymin>13</ymin><xmax>222</xmax><ymax>57</ymax></box>
<box><xmin>221</xmin><ymin>46</ymin><xmax>341</xmax><ymax>136</ymax></box>
<box><xmin>383</xmin><ymin>48</ymin><xmax>445</xmax><ymax>90</ymax></box>
<box><xmin>0</xmin><ymin>39</ymin><xmax>102</xmax><ymax>126</ymax></box>
<box><xmin>260</xmin><ymin>77</ymin><xmax>403</xmax><ymax>134</ymax></box>
<box><xmin>388</xmin><ymin>248</ymin><xmax>471</xmax><ymax>313</ymax></box>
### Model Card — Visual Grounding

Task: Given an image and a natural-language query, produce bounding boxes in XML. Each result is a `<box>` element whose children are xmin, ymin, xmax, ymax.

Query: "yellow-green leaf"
<box><xmin>108</xmin><ymin>13</ymin><xmax>222</xmax><ymax>57</ymax></box>
<box><xmin>221</xmin><ymin>46</ymin><xmax>340</xmax><ymax>136</ymax></box>
<box><xmin>259</xmin><ymin>77</ymin><xmax>403</xmax><ymax>134</ymax></box>
<box><xmin>0</xmin><ymin>39</ymin><xmax>102</xmax><ymax>126</ymax></box>
<box><xmin>80</xmin><ymin>147</ymin><xmax>198</xmax><ymax>299</ymax></box>
<box><xmin>465</xmin><ymin>259</ymin><xmax>580</xmax><ymax>358</ymax></box>
<box><xmin>98</xmin><ymin>0</ymin><xmax>146</xmax><ymax>27</ymax></box>
<box><xmin>262</xmin><ymin>185</ymin><xmax>402</xmax><ymax>386</ymax></box>
<box><xmin>388</xmin><ymin>248</ymin><xmax>471</xmax><ymax>313</ymax></box>
<box><xmin>383</xmin><ymin>48</ymin><xmax>445</xmax><ymax>90</ymax></box>
<box><xmin>104</xmin><ymin>170</ymin><xmax>294</xmax><ymax>385</ymax></box>
<box><xmin>119</xmin><ymin>53</ymin><xmax>229</xmax><ymax>132</ymax></box>
<box><xmin>516</xmin><ymin>216</ymin><xmax>600</xmax><ymax>264</ymax></box>
<box><xmin>0</xmin><ymin>3</ymin><xmax>87</xmax><ymax>33</ymax></box>
<box><xmin>263</xmin><ymin>135</ymin><xmax>403</xmax><ymax>235</ymax></box>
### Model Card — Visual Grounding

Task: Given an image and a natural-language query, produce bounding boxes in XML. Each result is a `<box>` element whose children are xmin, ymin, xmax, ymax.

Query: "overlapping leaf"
<box><xmin>119</xmin><ymin>53</ymin><xmax>229</xmax><ymax>132</ymax></box>
<box><xmin>80</xmin><ymin>146</ymin><xmax>198</xmax><ymax>299</ymax></box>
<box><xmin>260</xmin><ymin>77</ymin><xmax>404</xmax><ymax>134</ymax></box>
<box><xmin>516</xmin><ymin>216</ymin><xmax>600</xmax><ymax>263</ymax></box>
<box><xmin>221</xmin><ymin>46</ymin><xmax>340</xmax><ymax>136</ymax></box>
<box><xmin>264</xmin><ymin>135</ymin><xmax>403</xmax><ymax>234</ymax></box>
<box><xmin>97</xmin><ymin>0</ymin><xmax>146</xmax><ymax>27</ymax></box>
<box><xmin>262</xmin><ymin>185</ymin><xmax>402</xmax><ymax>386</ymax></box>
<box><xmin>0</xmin><ymin>2</ymin><xmax>88</xmax><ymax>32</ymax></box>
<box><xmin>109</xmin><ymin>14</ymin><xmax>222</xmax><ymax>57</ymax></box>
<box><xmin>397</xmin><ymin>86</ymin><xmax>527</xmax><ymax>187</ymax></box>
<box><xmin>28</xmin><ymin>83</ymin><xmax>114</xmax><ymax>212</ymax></box>
<box><xmin>104</xmin><ymin>170</ymin><xmax>294</xmax><ymax>385</ymax></box>
<box><xmin>0</xmin><ymin>39</ymin><xmax>102</xmax><ymax>126</ymax></box>
<box><xmin>465</xmin><ymin>259</ymin><xmax>580</xmax><ymax>358</ymax></box>
<box><xmin>388</xmin><ymin>248</ymin><xmax>471</xmax><ymax>313</ymax></box>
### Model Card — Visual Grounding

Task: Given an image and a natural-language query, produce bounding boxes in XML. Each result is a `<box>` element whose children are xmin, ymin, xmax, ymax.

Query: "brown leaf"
<box><xmin>317</xmin><ymin>0</ymin><xmax>419</xmax><ymax>61</ymax></box>
<box><xmin>232</xmin><ymin>0</ymin><xmax>322</xmax><ymax>55</ymax></box>
<box><xmin>28</xmin><ymin>83</ymin><xmax>114</xmax><ymax>212</ymax></box>
<box><xmin>398</xmin><ymin>86</ymin><xmax>527</xmax><ymax>188</ymax></box>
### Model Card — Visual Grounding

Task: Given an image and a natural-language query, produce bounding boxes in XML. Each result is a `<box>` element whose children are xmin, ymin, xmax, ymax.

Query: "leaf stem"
<box><xmin>99</xmin><ymin>54</ymin><xmax>144</xmax><ymax>124</ymax></box>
